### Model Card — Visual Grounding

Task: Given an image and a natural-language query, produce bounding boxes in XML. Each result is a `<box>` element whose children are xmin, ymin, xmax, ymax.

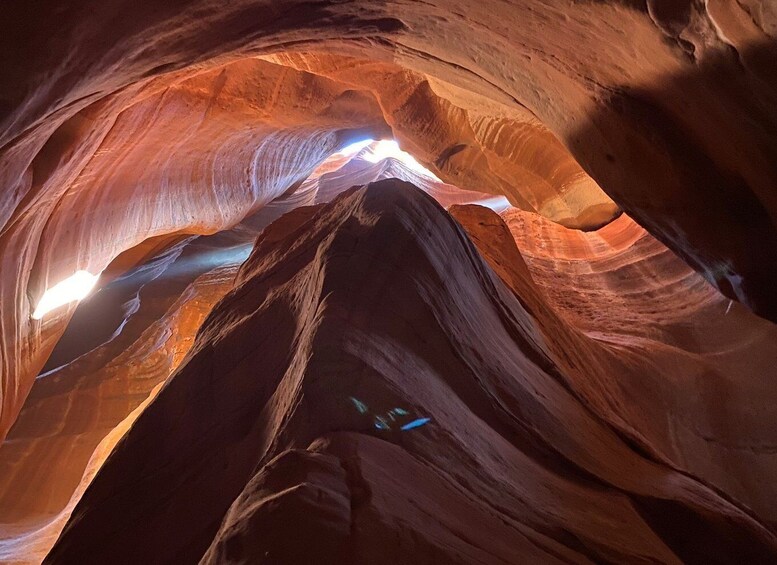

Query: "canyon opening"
<box><xmin>1</xmin><ymin>2</ymin><xmax>777</xmax><ymax>564</ymax></box>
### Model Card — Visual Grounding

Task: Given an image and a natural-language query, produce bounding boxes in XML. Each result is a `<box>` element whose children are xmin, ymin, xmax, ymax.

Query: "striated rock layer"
<box><xmin>0</xmin><ymin>153</ymin><xmax>509</xmax><ymax>564</ymax></box>
<box><xmin>0</xmin><ymin>242</ymin><xmax>241</xmax><ymax>563</ymax></box>
<box><xmin>0</xmin><ymin>55</ymin><xmax>391</xmax><ymax>443</ymax></box>
<box><xmin>471</xmin><ymin>206</ymin><xmax>777</xmax><ymax>530</ymax></box>
<box><xmin>1</xmin><ymin>2</ymin><xmax>777</xmax><ymax>562</ymax></box>
<box><xmin>2</xmin><ymin>0</ymin><xmax>777</xmax><ymax>446</ymax></box>
<box><xmin>45</xmin><ymin>182</ymin><xmax>777</xmax><ymax>564</ymax></box>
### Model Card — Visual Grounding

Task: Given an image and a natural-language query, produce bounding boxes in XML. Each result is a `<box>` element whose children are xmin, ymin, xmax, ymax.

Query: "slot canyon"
<box><xmin>1</xmin><ymin>1</ymin><xmax>777</xmax><ymax>563</ymax></box>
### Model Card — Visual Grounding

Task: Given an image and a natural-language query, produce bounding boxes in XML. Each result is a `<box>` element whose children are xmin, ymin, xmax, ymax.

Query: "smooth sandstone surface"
<box><xmin>0</xmin><ymin>2</ymin><xmax>776</xmax><ymax>563</ymax></box>
<box><xmin>2</xmin><ymin>0</ymin><xmax>777</xmax><ymax>445</ymax></box>
<box><xmin>45</xmin><ymin>182</ymin><xmax>777</xmax><ymax>563</ymax></box>
<box><xmin>0</xmin><ymin>155</ymin><xmax>512</xmax><ymax>563</ymax></box>
<box><xmin>2</xmin><ymin>155</ymin><xmax>777</xmax><ymax>564</ymax></box>
<box><xmin>0</xmin><ymin>237</ymin><xmax>242</xmax><ymax>563</ymax></box>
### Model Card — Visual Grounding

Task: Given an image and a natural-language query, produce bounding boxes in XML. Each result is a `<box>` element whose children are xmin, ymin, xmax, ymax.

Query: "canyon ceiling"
<box><xmin>1</xmin><ymin>1</ymin><xmax>777</xmax><ymax>563</ymax></box>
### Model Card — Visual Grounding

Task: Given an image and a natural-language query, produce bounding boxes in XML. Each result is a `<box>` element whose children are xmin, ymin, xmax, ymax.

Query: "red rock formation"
<box><xmin>264</xmin><ymin>52</ymin><xmax>615</xmax><ymax>227</ymax></box>
<box><xmin>0</xmin><ymin>238</ymin><xmax>241</xmax><ymax>562</ymax></box>
<box><xmin>43</xmin><ymin>183</ymin><xmax>777</xmax><ymax>564</ymax></box>
<box><xmin>2</xmin><ymin>1</ymin><xmax>777</xmax><ymax>445</ymax></box>
<box><xmin>0</xmin><ymin>146</ymin><xmax>508</xmax><ymax>564</ymax></box>
<box><xmin>0</xmin><ymin>56</ymin><xmax>390</xmax><ymax>442</ymax></box>
<box><xmin>474</xmin><ymin>206</ymin><xmax>777</xmax><ymax>530</ymax></box>
<box><xmin>1</xmin><ymin>2</ymin><xmax>777</xmax><ymax>562</ymax></box>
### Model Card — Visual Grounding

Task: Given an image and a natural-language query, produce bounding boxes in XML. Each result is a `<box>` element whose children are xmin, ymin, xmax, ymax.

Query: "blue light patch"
<box><xmin>400</xmin><ymin>418</ymin><xmax>431</xmax><ymax>431</ymax></box>
<box><xmin>350</xmin><ymin>397</ymin><xmax>369</xmax><ymax>414</ymax></box>
<box><xmin>374</xmin><ymin>416</ymin><xmax>391</xmax><ymax>430</ymax></box>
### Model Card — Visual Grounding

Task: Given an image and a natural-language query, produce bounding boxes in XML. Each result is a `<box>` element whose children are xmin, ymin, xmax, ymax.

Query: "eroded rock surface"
<box><xmin>45</xmin><ymin>183</ymin><xmax>777</xmax><ymax>564</ymax></box>
<box><xmin>2</xmin><ymin>3</ymin><xmax>777</xmax><ymax>563</ymax></box>
<box><xmin>3</xmin><ymin>0</ymin><xmax>777</xmax><ymax>446</ymax></box>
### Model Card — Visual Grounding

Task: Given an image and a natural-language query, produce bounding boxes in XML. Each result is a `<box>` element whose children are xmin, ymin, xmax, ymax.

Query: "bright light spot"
<box><xmin>340</xmin><ymin>139</ymin><xmax>374</xmax><ymax>156</ymax></box>
<box><xmin>475</xmin><ymin>196</ymin><xmax>511</xmax><ymax>213</ymax></box>
<box><xmin>400</xmin><ymin>417</ymin><xmax>431</xmax><ymax>431</ymax></box>
<box><xmin>32</xmin><ymin>270</ymin><xmax>100</xmax><ymax>320</ymax></box>
<box><xmin>363</xmin><ymin>140</ymin><xmax>440</xmax><ymax>180</ymax></box>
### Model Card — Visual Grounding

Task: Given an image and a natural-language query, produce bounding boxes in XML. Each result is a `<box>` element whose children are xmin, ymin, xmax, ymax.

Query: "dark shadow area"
<box><xmin>570</xmin><ymin>40</ymin><xmax>777</xmax><ymax>323</ymax></box>
<box><xmin>634</xmin><ymin>495</ymin><xmax>777</xmax><ymax>565</ymax></box>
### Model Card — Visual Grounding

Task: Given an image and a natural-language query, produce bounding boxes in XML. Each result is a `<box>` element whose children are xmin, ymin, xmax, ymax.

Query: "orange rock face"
<box><xmin>43</xmin><ymin>183</ymin><xmax>777</xmax><ymax>563</ymax></box>
<box><xmin>0</xmin><ymin>231</ymin><xmax>252</xmax><ymax>562</ymax></box>
<box><xmin>1</xmin><ymin>2</ymin><xmax>777</xmax><ymax>563</ymax></box>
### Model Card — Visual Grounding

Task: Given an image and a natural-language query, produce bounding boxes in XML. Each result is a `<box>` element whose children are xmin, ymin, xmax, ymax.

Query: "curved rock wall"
<box><xmin>44</xmin><ymin>182</ymin><xmax>777</xmax><ymax>563</ymax></box>
<box><xmin>0</xmin><ymin>56</ymin><xmax>389</xmax><ymax>441</ymax></box>
<box><xmin>2</xmin><ymin>1</ymin><xmax>777</xmax><ymax>442</ymax></box>
<box><xmin>264</xmin><ymin>52</ymin><xmax>616</xmax><ymax>227</ymax></box>
<box><xmin>497</xmin><ymin>207</ymin><xmax>777</xmax><ymax>528</ymax></box>
<box><xmin>1</xmin><ymin>2</ymin><xmax>776</xmax><ymax>562</ymax></box>
<box><xmin>0</xmin><ymin>155</ymin><xmax>509</xmax><ymax>562</ymax></box>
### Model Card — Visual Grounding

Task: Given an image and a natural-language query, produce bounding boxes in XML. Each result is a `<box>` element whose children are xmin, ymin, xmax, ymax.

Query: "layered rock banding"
<box><xmin>43</xmin><ymin>183</ymin><xmax>777</xmax><ymax>563</ymax></box>
<box><xmin>2</xmin><ymin>1</ymin><xmax>777</xmax><ymax>563</ymax></box>
<box><xmin>0</xmin><ymin>150</ymin><xmax>504</xmax><ymax>564</ymax></box>
<box><xmin>3</xmin><ymin>0</ymin><xmax>777</xmax><ymax>440</ymax></box>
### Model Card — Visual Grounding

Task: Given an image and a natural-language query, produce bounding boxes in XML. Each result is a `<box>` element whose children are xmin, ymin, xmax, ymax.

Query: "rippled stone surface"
<box><xmin>0</xmin><ymin>238</ymin><xmax>241</xmax><ymax>563</ymax></box>
<box><xmin>0</xmin><ymin>155</ymin><xmax>507</xmax><ymax>563</ymax></box>
<box><xmin>41</xmin><ymin>182</ymin><xmax>777</xmax><ymax>564</ymax></box>
<box><xmin>3</xmin><ymin>0</ymin><xmax>777</xmax><ymax>444</ymax></box>
<box><xmin>1</xmin><ymin>3</ymin><xmax>777</xmax><ymax>562</ymax></box>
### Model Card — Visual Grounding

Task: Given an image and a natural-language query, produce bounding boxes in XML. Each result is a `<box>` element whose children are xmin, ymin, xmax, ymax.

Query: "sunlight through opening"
<box><xmin>339</xmin><ymin>138</ymin><xmax>373</xmax><ymax>156</ymax></box>
<box><xmin>363</xmin><ymin>140</ymin><xmax>440</xmax><ymax>180</ymax></box>
<box><xmin>32</xmin><ymin>270</ymin><xmax>100</xmax><ymax>320</ymax></box>
<box><xmin>338</xmin><ymin>139</ymin><xmax>440</xmax><ymax>180</ymax></box>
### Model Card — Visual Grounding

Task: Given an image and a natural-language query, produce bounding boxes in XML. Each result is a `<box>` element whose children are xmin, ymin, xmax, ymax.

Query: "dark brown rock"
<box><xmin>45</xmin><ymin>182</ymin><xmax>777</xmax><ymax>564</ymax></box>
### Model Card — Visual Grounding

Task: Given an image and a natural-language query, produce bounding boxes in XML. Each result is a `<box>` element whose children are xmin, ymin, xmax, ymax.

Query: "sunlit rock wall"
<box><xmin>0</xmin><ymin>2</ymin><xmax>776</xmax><ymax>562</ymax></box>
<box><xmin>43</xmin><ymin>182</ymin><xmax>777</xmax><ymax>563</ymax></box>
<box><xmin>2</xmin><ymin>0</ymin><xmax>776</xmax><ymax>443</ymax></box>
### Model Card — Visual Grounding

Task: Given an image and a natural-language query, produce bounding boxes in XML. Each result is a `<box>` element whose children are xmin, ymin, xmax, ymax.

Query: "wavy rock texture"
<box><xmin>1</xmin><ymin>2</ymin><xmax>777</xmax><ymax>563</ymax></box>
<box><xmin>468</xmin><ymin>206</ymin><xmax>777</xmax><ymax>530</ymax></box>
<box><xmin>0</xmin><ymin>236</ymin><xmax>243</xmax><ymax>563</ymax></box>
<box><xmin>0</xmin><ymin>154</ymin><xmax>505</xmax><ymax>563</ymax></box>
<box><xmin>263</xmin><ymin>52</ymin><xmax>615</xmax><ymax>227</ymax></box>
<box><xmin>43</xmin><ymin>182</ymin><xmax>777</xmax><ymax>564</ymax></box>
<box><xmin>0</xmin><ymin>56</ymin><xmax>390</xmax><ymax>442</ymax></box>
<box><xmin>2</xmin><ymin>0</ymin><xmax>777</xmax><ymax>446</ymax></box>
